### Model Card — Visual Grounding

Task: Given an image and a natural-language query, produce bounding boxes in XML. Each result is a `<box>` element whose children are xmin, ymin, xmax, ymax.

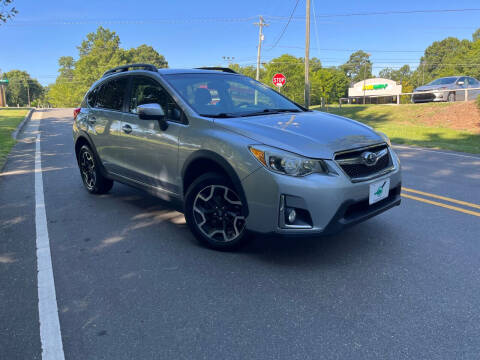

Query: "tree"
<box><xmin>341</xmin><ymin>50</ymin><xmax>372</xmax><ymax>83</ymax></box>
<box><xmin>48</xmin><ymin>26</ymin><xmax>169</xmax><ymax>107</ymax></box>
<box><xmin>311</xmin><ymin>68</ymin><xmax>349</xmax><ymax>105</ymax></box>
<box><xmin>473</xmin><ymin>28</ymin><xmax>480</xmax><ymax>42</ymax></box>
<box><xmin>47</xmin><ymin>81</ymin><xmax>81</xmax><ymax>108</ymax></box>
<box><xmin>2</xmin><ymin>70</ymin><xmax>44</xmax><ymax>106</ymax></box>
<box><xmin>420</xmin><ymin>37</ymin><xmax>471</xmax><ymax>81</ymax></box>
<box><xmin>74</xmin><ymin>27</ymin><xmax>127</xmax><ymax>88</ymax></box>
<box><xmin>0</xmin><ymin>0</ymin><xmax>17</xmax><ymax>24</ymax></box>
<box><xmin>310</xmin><ymin>57</ymin><xmax>322</xmax><ymax>72</ymax></box>
<box><xmin>58</xmin><ymin>56</ymin><xmax>75</xmax><ymax>80</ymax></box>
<box><xmin>228</xmin><ymin>64</ymin><xmax>260</xmax><ymax>79</ymax></box>
<box><xmin>379</xmin><ymin>65</ymin><xmax>412</xmax><ymax>82</ymax></box>
<box><xmin>125</xmin><ymin>45</ymin><xmax>168</xmax><ymax>68</ymax></box>
<box><xmin>261</xmin><ymin>54</ymin><xmax>305</xmax><ymax>103</ymax></box>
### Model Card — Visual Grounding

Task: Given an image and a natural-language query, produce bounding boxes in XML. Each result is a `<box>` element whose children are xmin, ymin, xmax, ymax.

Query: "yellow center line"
<box><xmin>401</xmin><ymin>193</ymin><xmax>480</xmax><ymax>217</ymax></box>
<box><xmin>403</xmin><ymin>187</ymin><xmax>480</xmax><ymax>210</ymax></box>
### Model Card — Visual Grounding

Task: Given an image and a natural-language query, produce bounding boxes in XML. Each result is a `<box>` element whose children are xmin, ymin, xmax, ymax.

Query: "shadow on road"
<box><xmin>99</xmin><ymin>182</ymin><xmax>398</xmax><ymax>268</ymax></box>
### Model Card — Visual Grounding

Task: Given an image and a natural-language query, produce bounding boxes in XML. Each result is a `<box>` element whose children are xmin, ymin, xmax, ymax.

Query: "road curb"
<box><xmin>12</xmin><ymin>108</ymin><xmax>34</xmax><ymax>140</ymax></box>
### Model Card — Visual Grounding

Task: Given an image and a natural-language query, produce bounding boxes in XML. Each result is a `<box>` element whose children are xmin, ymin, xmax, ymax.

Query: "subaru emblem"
<box><xmin>361</xmin><ymin>151</ymin><xmax>378</xmax><ymax>166</ymax></box>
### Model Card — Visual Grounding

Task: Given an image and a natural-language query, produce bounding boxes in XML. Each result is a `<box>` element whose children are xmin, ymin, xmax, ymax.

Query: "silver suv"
<box><xmin>73</xmin><ymin>64</ymin><xmax>402</xmax><ymax>250</ymax></box>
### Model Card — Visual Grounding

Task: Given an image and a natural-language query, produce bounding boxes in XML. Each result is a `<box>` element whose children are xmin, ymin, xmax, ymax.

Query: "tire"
<box><xmin>77</xmin><ymin>145</ymin><xmax>113</xmax><ymax>194</ymax></box>
<box><xmin>447</xmin><ymin>92</ymin><xmax>455</xmax><ymax>102</ymax></box>
<box><xmin>184</xmin><ymin>172</ymin><xmax>249</xmax><ymax>250</ymax></box>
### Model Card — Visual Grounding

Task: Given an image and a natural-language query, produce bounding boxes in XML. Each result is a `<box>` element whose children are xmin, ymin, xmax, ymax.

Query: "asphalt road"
<box><xmin>1</xmin><ymin>109</ymin><xmax>480</xmax><ymax>359</ymax></box>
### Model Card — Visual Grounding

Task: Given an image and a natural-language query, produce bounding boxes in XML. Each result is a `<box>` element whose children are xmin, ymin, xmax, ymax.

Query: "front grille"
<box><xmin>412</xmin><ymin>92</ymin><xmax>435</xmax><ymax>101</ymax></box>
<box><xmin>335</xmin><ymin>144</ymin><xmax>393</xmax><ymax>181</ymax></box>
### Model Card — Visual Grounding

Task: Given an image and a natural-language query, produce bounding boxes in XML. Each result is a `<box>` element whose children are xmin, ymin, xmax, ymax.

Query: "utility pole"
<box><xmin>24</xmin><ymin>76</ymin><xmax>31</xmax><ymax>107</ymax></box>
<box><xmin>0</xmin><ymin>85</ymin><xmax>5</xmax><ymax>107</ymax></box>
<box><xmin>304</xmin><ymin>0</ymin><xmax>311</xmax><ymax>109</ymax></box>
<box><xmin>254</xmin><ymin>16</ymin><xmax>268</xmax><ymax>81</ymax></box>
<box><xmin>363</xmin><ymin>62</ymin><xmax>367</xmax><ymax>105</ymax></box>
<box><xmin>27</xmin><ymin>83</ymin><xmax>31</xmax><ymax>107</ymax></box>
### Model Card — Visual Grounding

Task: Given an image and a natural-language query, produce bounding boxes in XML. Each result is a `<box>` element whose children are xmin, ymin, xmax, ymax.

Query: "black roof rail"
<box><xmin>195</xmin><ymin>67</ymin><xmax>237</xmax><ymax>74</ymax></box>
<box><xmin>102</xmin><ymin>63</ymin><xmax>158</xmax><ymax>77</ymax></box>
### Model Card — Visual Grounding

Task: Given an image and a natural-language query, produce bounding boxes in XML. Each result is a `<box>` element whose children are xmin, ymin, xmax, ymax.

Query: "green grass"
<box><xmin>0</xmin><ymin>108</ymin><xmax>30</xmax><ymax>169</ymax></box>
<box><xmin>312</xmin><ymin>103</ymin><xmax>480</xmax><ymax>154</ymax></box>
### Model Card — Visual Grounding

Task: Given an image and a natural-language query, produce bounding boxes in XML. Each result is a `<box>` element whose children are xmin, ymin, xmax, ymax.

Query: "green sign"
<box><xmin>0</xmin><ymin>79</ymin><xmax>8</xmax><ymax>84</ymax></box>
<box><xmin>362</xmin><ymin>83</ymin><xmax>388</xmax><ymax>91</ymax></box>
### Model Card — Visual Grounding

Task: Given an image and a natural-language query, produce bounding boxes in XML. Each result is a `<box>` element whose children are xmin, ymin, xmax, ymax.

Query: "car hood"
<box><xmin>414</xmin><ymin>84</ymin><xmax>455</xmax><ymax>92</ymax></box>
<box><xmin>214</xmin><ymin>111</ymin><xmax>384</xmax><ymax>159</ymax></box>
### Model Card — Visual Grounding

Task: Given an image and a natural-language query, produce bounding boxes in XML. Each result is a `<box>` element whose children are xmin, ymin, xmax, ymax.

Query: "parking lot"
<box><xmin>1</xmin><ymin>108</ymin><xmax>480</xmax><ymax>359</ymax></box>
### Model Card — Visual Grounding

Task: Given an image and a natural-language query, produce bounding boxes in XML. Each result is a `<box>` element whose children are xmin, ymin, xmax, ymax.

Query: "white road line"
<box><xmin>35</xmin><ymin>111</ymin><xmax>65</xmax><ymax>360</ymax></box>
<box><xmin>393</xmin><ymin>145</ymin><xmax>480</xmax><ymax>160</ymax></box>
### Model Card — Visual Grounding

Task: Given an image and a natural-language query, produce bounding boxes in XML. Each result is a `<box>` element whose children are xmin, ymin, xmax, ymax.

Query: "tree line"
<box><xmin>2</xmin><ymin>26</ymin><xmax>480</xmax><ymax>107</ymax></box>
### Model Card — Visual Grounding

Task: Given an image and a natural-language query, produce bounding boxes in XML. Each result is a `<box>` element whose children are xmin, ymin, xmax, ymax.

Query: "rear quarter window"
<box><xmin>95</xmin><ymin>77</ymin><xmax>128</xmax><ymax>111</ymax></box>
<box><xmin>86</xmin><ymin>87</ymin><xmax>98</xmax><ymax>108</ymax></box>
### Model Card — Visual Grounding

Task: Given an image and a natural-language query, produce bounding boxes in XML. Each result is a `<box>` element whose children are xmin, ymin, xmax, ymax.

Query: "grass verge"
<box><xmin>313</xmin><ymin>103</ymin><xmax>480</xmax><ymax>154</ymax></box>
<box><xmin>0</xmin><ymin>108</ymin><xmax>30</xmax><ymax>170</ymax></box>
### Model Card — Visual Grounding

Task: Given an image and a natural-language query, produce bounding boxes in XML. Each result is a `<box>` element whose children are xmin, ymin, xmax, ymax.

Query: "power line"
<box><xmin>265</xmin><ymin>45</ymin><xmax>425</xmax><ymax>53</ymax></box>
<box><xmin>265</xmin><ymin>7</ymin><xmax>480</xmax><ymax>20</ymax></box>
<box><xmin>266</xmin><ymin>0</ymin><xmax>302</xmax><ymax>51</ymax></box>
<box><xmin>5</xmin><ymin>16</ymin><xmax>258</xmax><ymax>26</ymax></box>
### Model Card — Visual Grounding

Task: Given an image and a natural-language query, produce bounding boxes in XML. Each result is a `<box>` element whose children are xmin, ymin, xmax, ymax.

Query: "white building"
<box><xmin>348</xmin><ymin>78</ymin><xmax>402</xmax><ymax>104</ymax></box>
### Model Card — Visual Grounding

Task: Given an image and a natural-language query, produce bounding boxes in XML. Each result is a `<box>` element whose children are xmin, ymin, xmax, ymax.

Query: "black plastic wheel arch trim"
<box><xmin>181</xmin><ymin>150</ymin><xmax>249</xmax><ymax>217</ymax></box>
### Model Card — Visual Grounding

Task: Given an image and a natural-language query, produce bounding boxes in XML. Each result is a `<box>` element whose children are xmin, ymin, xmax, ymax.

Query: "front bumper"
<box><xmin>412</xmin><ymin>91</ymin><xmax>447</xmax><ymax>103</ymax></box>
<box><xmin>241</xmin><ymin>150</ymin><xmax>402</xmax><ymax>235</ymax></box>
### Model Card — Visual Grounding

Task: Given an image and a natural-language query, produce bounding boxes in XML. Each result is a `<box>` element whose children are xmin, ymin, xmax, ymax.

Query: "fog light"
<box><xmin>287</xmin><ymin>208</ymin><xmax>296</xmax><ymax>224</ymax></box>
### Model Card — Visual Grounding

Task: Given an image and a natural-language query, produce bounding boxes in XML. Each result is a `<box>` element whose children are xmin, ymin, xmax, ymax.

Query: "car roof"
<box><xmin>157</xmin><ymin>68</ymin><xmax>238</xmax><ymax>75</ymax></box>
<box><xmin>89</xmin><ymin>67</ymin><xmax>239</xmax><ymax>92</ymax></box>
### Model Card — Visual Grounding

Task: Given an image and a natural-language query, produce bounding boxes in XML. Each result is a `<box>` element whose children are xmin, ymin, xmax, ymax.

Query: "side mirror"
<box><xmin>137</xmin><ymin>103</ymin><xmax>168</xmax><ymax>130</ymax></box>
<box><xmin>457</xmin><ymin>81</ymin><xmax>465</xmax><ymax>86</ymax></box>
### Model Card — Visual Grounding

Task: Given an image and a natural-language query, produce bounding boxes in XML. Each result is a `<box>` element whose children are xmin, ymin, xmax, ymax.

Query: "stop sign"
<box><xmin>272</xmin><ymin>73</ymin><xmax>286</xmax><ymax>88</ymax></box>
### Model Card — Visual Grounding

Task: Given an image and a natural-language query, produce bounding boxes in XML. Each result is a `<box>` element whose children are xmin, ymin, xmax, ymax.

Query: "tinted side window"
<box><xmin>129</xmin><ymin>76</ymin><xmax>183</xmax><ymax>122</ymax></box>
<box><xmin>86</xmin><ymin>87</ymin><xmax>97</xmax><ymax>107</ymax></box>
<box><xmin>96</xmin><ymin>77</ymin><xmax>128</xmax><ymax>111</ymax></box>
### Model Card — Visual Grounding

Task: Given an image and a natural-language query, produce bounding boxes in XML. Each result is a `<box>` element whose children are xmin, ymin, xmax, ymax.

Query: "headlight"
<box><xmin>377</xmin><ymin>131</ymin><xmax>391</xmax><ymax>146</ymax></box>
<box><xmin>249</xmin><ymin>145</ymin><xmax>330</xmax><ymax>177</ymax></box>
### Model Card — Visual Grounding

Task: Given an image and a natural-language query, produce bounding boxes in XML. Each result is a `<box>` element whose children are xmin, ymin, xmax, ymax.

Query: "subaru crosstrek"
<box><xmin>73</xmin><ymin>64</ymin><xmax>401</xmax><ymax>250</ymax></box>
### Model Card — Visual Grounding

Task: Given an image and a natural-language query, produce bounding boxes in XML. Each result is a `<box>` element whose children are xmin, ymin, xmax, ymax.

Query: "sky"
<box><xmin>1</xmin><ymin>0</ymin><xmax>479</xmax><ymax>86</ymax></box>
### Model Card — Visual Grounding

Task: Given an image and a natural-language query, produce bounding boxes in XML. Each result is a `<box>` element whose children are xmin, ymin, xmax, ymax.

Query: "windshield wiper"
<box><xmin>239</xmin><ymin>108</ymin><xmax>302</xmax><ymax>117</ymax></box>
<box><xmin>199</xmin><ymin>113</ymin><xmax>236</xmax><ymax>118</ymax></box>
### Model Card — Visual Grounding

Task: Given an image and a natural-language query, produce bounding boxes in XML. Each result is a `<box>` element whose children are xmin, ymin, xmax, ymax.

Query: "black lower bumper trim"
<box><xmin>322</xmin><ymin>184</ymin><xmax>402</xmax><ymax>235</ymax></box>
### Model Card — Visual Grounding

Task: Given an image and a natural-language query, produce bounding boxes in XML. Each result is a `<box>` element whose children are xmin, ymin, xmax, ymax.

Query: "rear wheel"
<box><xmin>78</xmin><ymin>145</ymin><xmax>113</xmax><ymax>194</ymax></box>
<box><xmin>184</xmin><ymin>173</ymin><xmax>248</xmax><ymax>250</ymax></box>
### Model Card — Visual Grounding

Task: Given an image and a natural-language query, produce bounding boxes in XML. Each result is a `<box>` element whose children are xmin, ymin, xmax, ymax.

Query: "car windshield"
<box><xmin>427</xmin><ymin>77</ymin><xmax>458</xmax><ymax>85</ymax></box>
<box><xmin>163</xmin><ymin>73</ymin><xmax>303</xmax><ymax>118</ymax></box>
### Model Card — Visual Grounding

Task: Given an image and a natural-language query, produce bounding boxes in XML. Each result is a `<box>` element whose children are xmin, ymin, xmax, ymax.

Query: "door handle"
<box><xmin>122</xmin><ymin>124</ymin><xmax>132</xmax><ymax>134</ymax></box>
<box><xmin>87</xmin><ymin>117</ymin><xmax>96</xmax><ymax>125</ymax></box>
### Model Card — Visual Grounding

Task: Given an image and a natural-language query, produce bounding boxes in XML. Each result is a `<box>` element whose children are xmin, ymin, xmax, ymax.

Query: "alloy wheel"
<box><xmin>193</xmin><ymin>185</ymin><xmax>246</xmax><ymax>242</ymax></box>
<box><xmin>80</xmin><ymin>150</ymin><xmax>96</xmax><ymax>190</ymax></box>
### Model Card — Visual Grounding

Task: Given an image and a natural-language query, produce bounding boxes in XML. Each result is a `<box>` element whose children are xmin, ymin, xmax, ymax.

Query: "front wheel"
<box><xmin>184</xmin><ymin>173</ymin><xmax>249</xmax><ymax>250</ymax></box>
<box><xmin>447</xmin><ymin>92</ymin><xmax>456</xmax><ymax>102</ymax></box>
<box><xmin>78</xmin><ymin>145</ymin><xmax>113</xmax><ymax>194</ymax></box>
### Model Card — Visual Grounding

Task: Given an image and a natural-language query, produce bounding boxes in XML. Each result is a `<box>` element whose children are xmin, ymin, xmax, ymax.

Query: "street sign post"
<box><xmin>272</xmin><ymin>73</ymin><xmax>286</xmax><ymax>89</ymax></box>
<box><xmin>0</xmin><ymin>79</ymin><xmax>9</xmax><ymax>84</ymax></box>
